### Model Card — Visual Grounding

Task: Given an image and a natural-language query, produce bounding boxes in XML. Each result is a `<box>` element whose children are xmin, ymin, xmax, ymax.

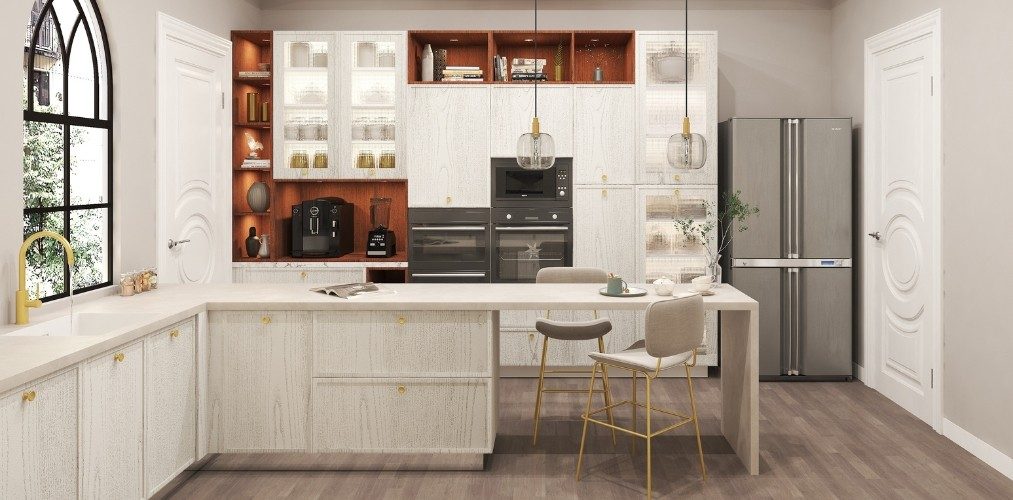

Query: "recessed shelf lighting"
<box><xmin>591</xmin><ymin>38</ymin><xmax>599</xmax><ymax>42</ymax></box>
<box><xmin>524</xmin><ymin>38</ymin><xmax>534</xmax><ymax>42</ymax></box>
<box><xmin>449</xmin><ymin>38</ymin><xmax>459</xmax><ymax>42</ymax></box>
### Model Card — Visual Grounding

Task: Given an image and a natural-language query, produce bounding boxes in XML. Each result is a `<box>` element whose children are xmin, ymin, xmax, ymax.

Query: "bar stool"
<box><xmin>531</xmin><ymin>267</ymin><xmax>617</xmax><ymax>446</ymax></box>
<box><xmin>575</xmin><ymin>294</ymin><xmax>707</xmax><ymax>498</ymax></box>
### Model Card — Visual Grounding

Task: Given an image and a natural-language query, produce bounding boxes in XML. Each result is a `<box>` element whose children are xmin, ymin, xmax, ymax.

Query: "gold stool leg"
<box><xmin>686</xmin><ymin>363</ymin><xmax>707</xmax><ymax>480</ymax></box>
<box><xmin>645</xmin><ymin>374</ymin><xmax>653</xmax><ymax>499</ymax></box>
<box><xmin>532</xmin><ymin>336</ymin><xmax>550</xmax><ymax>446</ymax></box>
<box><xmin>630</xmin><ymin>370</ymin><xmax>638</xmax><ymax>454</ymax></box>
<box><xmin>597</xmin><ymin>337</ymin><xmax>618</xmax><ymax>446</ymax></box>
<box><xmin>576</xmin><ymin>362</ymin><xmax>600</xmax><ymax>481</ymax></box>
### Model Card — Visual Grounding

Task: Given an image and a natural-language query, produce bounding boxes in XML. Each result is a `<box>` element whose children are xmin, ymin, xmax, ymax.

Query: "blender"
<box><xmin>366</xmin><ymin>197</ymin><xmax>396</xmax><ymax>257</ymax></box>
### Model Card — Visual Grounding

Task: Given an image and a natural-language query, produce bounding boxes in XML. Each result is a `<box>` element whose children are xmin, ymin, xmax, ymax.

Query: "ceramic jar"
<box><xmin>246</xmin><ymin>181</ymin><xmax>270</xmax><ymax>213</ymax></box>
<box><xmin>421</xmin><ymin>43</ymin><xmax>434</xmax><ymax>81</ymax></box>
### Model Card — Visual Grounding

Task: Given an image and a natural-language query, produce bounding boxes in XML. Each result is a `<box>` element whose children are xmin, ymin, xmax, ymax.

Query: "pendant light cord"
<box><xmin>534</xmin><ymin>0</ymin><xmax>539</xmax><ymax>118</ymax></box>
<box><xmin>684</xmin><ymin>0</ymin><xmax>689</xmax><ymax>121</ymax></box>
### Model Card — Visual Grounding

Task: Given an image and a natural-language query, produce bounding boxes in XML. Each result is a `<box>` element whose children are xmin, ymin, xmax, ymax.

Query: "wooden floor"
<box><xmin>168</xmin><ymin>377</ymin><xmax>1013</xmax><ymax>499</ymax></box>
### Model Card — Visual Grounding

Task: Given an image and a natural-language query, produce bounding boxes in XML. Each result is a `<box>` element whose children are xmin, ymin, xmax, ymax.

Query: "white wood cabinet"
<box><xmin>233</xmin><ymin>265</ymin><xmax>366</xmax><ymax>284</ymax></box>
<box><xmin>208</xmin><ymin>311</ymin><xmax>311</xmax><ymax>452</ymax></box>
<box><xmin>573</xmin><ymin>85</ymin><xmax>636</xmax><ymax>185</ymax></box>
<box><xmin>273</xmin><ymin>31</ymin><xmax>339</xmax><ymax>180</ymax></box>
<box><xmin>338</xmin><ymin>32</ymin><xmax>406</xmax><ymax>179</ymax></box>
<box><xmin>406</xmin><ymin>85</ymin><xmax>491</xmax><ymax>207</ymax></box>
<box><xmin>573</xmin><ymin>186</ymin><xmax>637</xmax><ymax>279</ymax></box>
<box><xmin>490</xmin><ymin>85</ymin><xmax>574</xmax><ymax>157</ymax></box>
<box><xmin>635</xmin><ymin>32</ymin><xmax>718</xmax><ymax>185</ymax></box>
<box><xmin>0</xmin><ymin>369</ymin><xmax>78</xmax><ymax>500</ymax></box>
<box><xmin>143</xmin><ymin>319</ymin><xmax>197</xmax><ymax>497</ymax></box>
<box><xmin>82</xmin><ymin>342</ymin><xmax>144</xmax><ymax>500</ymax></box>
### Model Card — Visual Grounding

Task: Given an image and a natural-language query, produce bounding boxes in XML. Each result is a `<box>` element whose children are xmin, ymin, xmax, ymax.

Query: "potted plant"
<box><xmin>674</xmin><ymin>190</ymin><xmax>759</xmax><ymax>284</ymax></box>
<box><xmin>554</xmin><ymin>41</ymin><xmax>565</xmax><ymax>81</ymax></box>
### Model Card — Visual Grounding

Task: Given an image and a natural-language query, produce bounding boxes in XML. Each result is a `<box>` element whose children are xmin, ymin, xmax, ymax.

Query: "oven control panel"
<box><xmin>556</xmin><ymin>168</ymin><xmax>569</xmax><ymax>199</ymax></box>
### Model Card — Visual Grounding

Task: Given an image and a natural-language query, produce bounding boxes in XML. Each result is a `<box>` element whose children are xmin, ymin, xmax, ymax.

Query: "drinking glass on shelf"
<box><xmin>351</xmin><ymin>118</ymin><xmax>366</xmax><ymax>140</ymax></box>
<box><xmin>316</xmin><ymin>117</ymin><xmax>328</xmax><ymax>140</ymax></box>
<box><xmin>299</xmin><ymin>119</ymin><xmax>319</xmax><ymax>141</ymax></box>
<box><xmin>357</xmin><ymin>42</ymin><xmax>377</xmax><ymax>67</ymax></box>
<box><xmin>313</xmin><ymin>151</ymin><xmax>329</xmax><ymax>169</ymax></box>
<box><xmin>290</xmin><ymin>150</ymin><xmax>309</xmax><ymax>169</ymax></box>
<box><xmin>356</xmin><ymin>151</ymin><xmax>376</xmax><ymax>169</ymax></box>
<box><xmin>380</xmin><ymin>118</ymin><xmax>395</xmax><ymax>141</ymax></box>
<box><xmin>366</xmin><ymin>119</ymin><xmax>385</xmax><ymax>141</ymax></box>
<box><xmin>284</xmin><ymin>121</ymin><xmax>299</xmax><ymax>140</ymax></box>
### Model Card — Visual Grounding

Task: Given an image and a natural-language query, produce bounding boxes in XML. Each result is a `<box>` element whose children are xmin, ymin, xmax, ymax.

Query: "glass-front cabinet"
<box><xmin>274</xmin><ymin>32</ymin><xmax>338</xmax><ymax>180</ymax></box>
<box><xmin>635</xmin><ymin>32</ymin><xmax>718</xmax><ymax>185</ymax></box>
<box><xmin>339</xmin><ymin>32</ymin><xmax>406</xmax><ymax>179</ymax></box>
<box><xmin>636</xmin><ymin>186</ymin><xmax>717</xmax><ymax>284</ymax></box>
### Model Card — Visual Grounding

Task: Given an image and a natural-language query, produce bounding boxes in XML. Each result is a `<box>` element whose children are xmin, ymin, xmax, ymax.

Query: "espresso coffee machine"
<box><xmin>366</xmin><ymin>197</ymin><xmax>396</xmax><ymax>257</ymax></box>
<box><xmin>291</xmin><ymin>197</ymin><xmax>354</xmax><ymax>257</ymax></box>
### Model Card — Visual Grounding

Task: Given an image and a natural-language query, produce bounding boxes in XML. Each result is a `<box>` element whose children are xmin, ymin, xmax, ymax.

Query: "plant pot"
<box><xmin>554</xmin><ymin>65</ymin><xmax>562</xmax><ymax>82</ymax></box>
<box><xmin>246</xmin><ymin>181</ymin><xmax>270</xmax><ymax>213</ymax></box>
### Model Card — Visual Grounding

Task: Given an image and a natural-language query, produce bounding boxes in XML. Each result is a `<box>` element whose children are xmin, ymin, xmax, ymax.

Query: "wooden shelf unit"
<box><xmin>407</xmin><ymin>30</ymin><xmax>635</xmax><ymax>84</ymax></box>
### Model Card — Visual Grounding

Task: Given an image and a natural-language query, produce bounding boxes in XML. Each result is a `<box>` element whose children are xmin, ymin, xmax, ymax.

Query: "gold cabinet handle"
<box><xmin>601</xmin><ymin>173</ymin><xmax>608</xmax><ymax>182</ymax></box>
<box><xmin>169</xmin><ymin>329</ymin><xmax>180</xmax><ymax>339</ymax></box>
<box><xmin>300</xmin><ymin>271</ymin><xmax>308</xmax><ymax>280</ymax></box>
<box><xmin>601</xmin><ymin>189</ymin><xmax>608</xmax><ymax>198</ymax></box>
<box><xmin>261</xmin><ymin>315</ymin><xmax>272</xmax><ymax>325</ymax></box>
<box><xmin>673</xmin><ymin>174</ymin><xmax>681</xmax><ymax>182</ymax></box>
<box><xmin>445</xmin><ymin>196</ymin><xmax>452</xmax><ymax>205</ymax></box>
<box><xmin>396</xmin><ymin>385</ymin><xmax>406</xmax><ymax>395</ymax></box>
<box><xmin>397</xmin><ymin>316</ymin><xmax>407</xmax><ymax>326</ymax></box>
<box><xmin>113</xmin><ymin>353</ymin><xmax>125</xmax><ymax>363</ymax></box>
<box><xmin>22</xmin><ymin>390</ymin><xmax>36</xmax><ymax>402</ymax></box>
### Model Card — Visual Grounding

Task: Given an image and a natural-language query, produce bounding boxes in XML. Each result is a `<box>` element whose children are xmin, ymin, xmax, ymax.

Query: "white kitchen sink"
<box><xmin>3</xmin><ymin>312</ymin><xmax>160</xmax><ymax>337</ymax></box>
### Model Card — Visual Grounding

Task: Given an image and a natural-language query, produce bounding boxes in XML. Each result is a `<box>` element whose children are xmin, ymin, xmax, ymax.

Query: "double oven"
<box><xmin>408</xmin><ymin>158</ymin><xmax>573</xmax><ymax>283</ymax></box>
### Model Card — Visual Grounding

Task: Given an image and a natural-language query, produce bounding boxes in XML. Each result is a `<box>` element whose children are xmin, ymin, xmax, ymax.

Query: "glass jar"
<box><xmin>120</xmin><ymin>273</ymin><xmax>135</xmax><ymax>297</ymax></box>
<box><xmin>356</xmin><ymin>151</ymin><xmax>376</xmax><ymax>169</ymax></box>
<box><xmin>299</xmin><ymin>120</ymin><xmax>319</xmax><ymax>141</ymax></box>
<box><xmin>315</xmin><ymin>117</ymin><xmax>328</xmax><ymax>140</ymax></box>
<box><xmin>284</xmin><ymin>121</ymin><xmax>299</xmax><ymax>140</ymax></box>
<box><xmin>290</xmin><ymin>150</ymin><xmax>309</xmax><ymax>168</ymax></box>
<box><xmin>377</xmin><ymin>48</ymin><xmax>396</xmax><ymax>68</ymax></box>
<box><xmin>313</xmin><ymin>151</ymin><xmax>329</xmax><ymax>169</ymax></box>
<box><xmin>381</xmin><ymin>118</ymin><xmax>395</xmax><ymax>141</ymax></box>
<box><xmin>379</xmin><ymin>150</ymin><xmax>396</xmax><ymax>169</ymax></box>
<box><xmin>351</xmin><ymin>118</ymin><xmax>366</xmax><ymax>140</ymax></box>
<box><xmin>366</xmin><ymin>119</ymin><xmax>385</xmax><ymax>141</ymax></box>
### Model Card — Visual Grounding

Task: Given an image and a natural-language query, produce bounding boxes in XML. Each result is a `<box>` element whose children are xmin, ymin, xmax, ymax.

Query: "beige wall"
<box><xmin>261</xmin><ymin>0</ymin><xmax>835</xmax><ymax>121</ymax></box>
<box><xmin>939</xmin><ymin>0</ymin><xmax>1013</xmax><ymax>458</ymax></box>
<box><xmin>0</xmin><ymin>0</ymin><xmax>259</xmax><ymax>322</ymax></box>
<box><xmin>829</xmin><ymin>0</ymin><xmax>940</xmax><ymax>367</ymax></box>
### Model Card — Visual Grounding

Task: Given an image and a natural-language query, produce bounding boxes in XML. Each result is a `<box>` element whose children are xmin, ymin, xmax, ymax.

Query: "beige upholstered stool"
<box><xmin>575</xmin><ymin>294</ymin><xmax>707</xmax><ymax>498</ymax></box>
<box><xmin>531</xmin><ymin>267</ymin><xmax>617</xmax><ymax>446</ymax></box>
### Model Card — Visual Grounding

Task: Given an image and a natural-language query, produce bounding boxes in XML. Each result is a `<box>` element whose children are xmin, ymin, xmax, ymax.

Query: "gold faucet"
<box><xmin>16</xmin><ymin>231</ymin><xmax>75</xmax><ymax>325</ymax></box>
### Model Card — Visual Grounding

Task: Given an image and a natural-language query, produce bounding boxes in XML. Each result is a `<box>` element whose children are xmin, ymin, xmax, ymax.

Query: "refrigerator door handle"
<box><xmin>785</xmin><ymin>119</ymin><xmax>794</xmax><ymax>258</ymax></box>
<box><xmin>793</xmin><ymin>119</ymin><xmax>802</xmax><ymax>259</ymax></box>
<box><xmin>793</xmin><ymin>267</ymin><xmax>802</xmax><ymax>375</ymax></box>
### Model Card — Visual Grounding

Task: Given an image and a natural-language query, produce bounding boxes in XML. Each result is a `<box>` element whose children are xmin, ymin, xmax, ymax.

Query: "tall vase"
<box><xmin>433</xmin><ymin>49</ymin><xmax>447</xmax><ymax>81</ymax></box>
<box><xmin>246</xmin><ymin>181</ymin><xmax>270</xmax><ymax>213</ymax></box>
<box><xmin>245</xmin><ymin>227</ymin><xmax>259</xmax><ymax>258</ymax></box>
<box><xmin>708</xmin><ymin>254</ymin><xmax>723</xmax><ymax>285</ymax></box>
<box><xmin>257</xmin><ymin>234</ymin><xmax>270</xmax><ymax>258</ymax></box>
<box><xmin>593</xmin><ymin>67</ymin><xmax>604</xmax><ymax>82</ymax></box>
<box><xmin>421</xmin><ymin>44</ymin><xmax>434</xmax><ymax>81</ymax></box>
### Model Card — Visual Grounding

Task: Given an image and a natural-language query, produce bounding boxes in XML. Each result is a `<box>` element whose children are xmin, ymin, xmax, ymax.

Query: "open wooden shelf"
<box><xmin>407</xmin><ymin>30</ymin><xmax>635</xmax><ymax>84</ymax></box>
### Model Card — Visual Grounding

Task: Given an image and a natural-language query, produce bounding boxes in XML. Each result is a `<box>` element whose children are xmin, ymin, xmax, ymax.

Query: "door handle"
<box><xmin>168</xmin><ymin>239</ymin><xmax>191</xmax><ymax>250</ymax></box>
<box><xmin>867</xmin><ymin>232</ymin><xmax>881</xmax><ymax>241</ymax></box>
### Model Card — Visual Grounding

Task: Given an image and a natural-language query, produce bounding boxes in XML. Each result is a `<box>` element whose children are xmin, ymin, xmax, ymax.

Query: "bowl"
<box><xmin>653</xmin><ymin>277</ymin><xmax>675</xmax><ymax>296</ymax></box>
<box><xmin>691</xmin><ymin>275</ymin><xmax>714</xmax><ymax>293</ymax></box>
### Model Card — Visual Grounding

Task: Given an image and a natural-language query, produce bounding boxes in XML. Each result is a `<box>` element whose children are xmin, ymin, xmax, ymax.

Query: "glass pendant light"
<box><xmin>517</xmin><ymin>0</ymin><xmax>555</xmax><ymax>170</ymax></box>
<box><xmin>667</xmin><ymin>0</ymin><xmax>707</xmax><ymax>170</ymax></box>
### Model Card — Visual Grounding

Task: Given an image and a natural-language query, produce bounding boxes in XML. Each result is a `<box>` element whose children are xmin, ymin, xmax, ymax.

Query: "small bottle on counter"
<box><xmin>120</xmin><ymin>273</ymin><xmax>135</xmax><ymax>297</ymax></box>
<box><xmin>139</xmin><ymin>271</ymin><xmax>151</xmax><ymax>292</ymax></box>
<box><xmin>148</xmin><ymin>268</ymin><xmax>158</xmax><ymax>290</ymax></box>
<box><xmin>132</xmin><ymin>271</ymin><xmax>144</xmax><ymax>294</ymax></box>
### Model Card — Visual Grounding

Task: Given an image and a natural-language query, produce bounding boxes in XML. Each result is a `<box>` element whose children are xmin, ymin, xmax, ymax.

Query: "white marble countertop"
<box><xmin>0</xmin><ymin>283</ymin><xmax>755</xmax><ymax>394</ymax></box>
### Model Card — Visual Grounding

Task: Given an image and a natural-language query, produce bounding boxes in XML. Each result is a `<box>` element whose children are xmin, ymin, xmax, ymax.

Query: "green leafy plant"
<box><xmin>674</xmin><ymin>190</ymin><xmax>760</xmax><ymax>268</ymax></box>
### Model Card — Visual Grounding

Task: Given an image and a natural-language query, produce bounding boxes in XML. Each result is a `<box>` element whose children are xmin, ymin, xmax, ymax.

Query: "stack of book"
<box><xmin>241</xmin><ymin>159</ymin><xmax>271</xmax><ymax>170</ymax></box>
<box><xmin>441</xmin><ymin>66</ymin><xmax>483</xmax><ymax>81</ymax></box>
<box><xmin>510</xmin><ymin>58</ymin><xmax>547</xmax><ymax>81</ymax></box>
<box><xmin>492</xmin><ymin>55</ymin><xmax>508</xmax><ymax>81</ymax></box>
<box><xmin>238</xmin><ymin>70</ymin><xmax>270</xmax><ymax>79</ymax></box>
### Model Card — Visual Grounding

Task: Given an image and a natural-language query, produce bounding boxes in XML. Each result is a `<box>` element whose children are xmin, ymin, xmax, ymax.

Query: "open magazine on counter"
<box><xmin>310</xmin><ymin>282</ymin><xmax>395</xmax><ymax>299</ymax></box>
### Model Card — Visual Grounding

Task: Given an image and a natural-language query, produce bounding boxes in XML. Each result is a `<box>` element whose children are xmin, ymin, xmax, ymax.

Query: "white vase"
<box><xmin>421</xmin><ymin>44</ymin><xmax>434</xmax><ymax>82</ymax></box>
<box><xmin>257</xmin><ymin>234</ymin><xmax>270</xmax><ymax>258</ymax></box>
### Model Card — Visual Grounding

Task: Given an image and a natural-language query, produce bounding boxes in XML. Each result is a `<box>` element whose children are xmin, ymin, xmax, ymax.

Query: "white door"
<box><xmin>156</xmin><ymin>14</ymin><xmax>231</xmax><ymax>283</ymax></box>
<box><xmin>864</xmin><ymin>11</ymin><xmax>941</xmax><ymax>426</ymax></box>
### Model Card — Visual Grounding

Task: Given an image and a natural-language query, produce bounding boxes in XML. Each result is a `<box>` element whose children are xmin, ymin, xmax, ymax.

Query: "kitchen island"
<box><xmin>0</xmin><ymin>283</ymin><xmax>758</xmax><ymax>498</ymax></box>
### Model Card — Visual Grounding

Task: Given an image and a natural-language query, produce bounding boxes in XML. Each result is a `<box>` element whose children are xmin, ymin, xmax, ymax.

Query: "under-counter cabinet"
<box><xmin>143</xmin><ymin>320</ymin><xmax>197</xmax><ymax>497</ymax></box>
<box><xmin>208</xmin><ymin>311</ymin><xmax>311</xmax><ymax>452</ymax></box>
<box><xmin>573</xmin><ymin>85</ymin><xmax>636</xmax><ymax>185</ymax></box>
<box><xmin>82</xmin><ymin>341</ymin><xmax>145</xmax><ymax>500</ymax></box>
<box><xmin>0</xmin><ymin>369</ymin><xmax>78</xmax><ymax>500</ymax></box>
<box><xmin>233</xmin><ymin>265</ymin><xmax>366</xmax><ymax>284</ymax></box>
<box><xmin>406</xmin><ymin>85</ymin><xmax>491</xmax><ymax>207</ymax></box>
<box><xmin>490</xmin><ymin>85</ymin><xmax>574</xmax><ymax>157</ymax></box>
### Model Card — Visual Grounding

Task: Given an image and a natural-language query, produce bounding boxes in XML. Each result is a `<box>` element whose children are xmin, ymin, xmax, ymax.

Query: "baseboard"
<box><xmin>942</xmin><ymin>419</ymin><xmax>1013</xmax><ymax>481</ymax></box>
<box><xmin>852</xmin><ymin>362</ymin><xmax>864</xmax><ymax>382</ymax></box>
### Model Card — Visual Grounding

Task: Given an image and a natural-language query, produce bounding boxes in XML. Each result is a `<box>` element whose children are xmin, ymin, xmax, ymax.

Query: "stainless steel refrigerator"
<box><xmin>719</xmin><ymin>118</ymin><xmax>853</xmax><ymax>381</ymax></box>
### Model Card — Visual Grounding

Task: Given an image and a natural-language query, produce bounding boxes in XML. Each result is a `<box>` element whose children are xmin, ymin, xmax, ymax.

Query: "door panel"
<box><xmin>801</xmin><ymin>118</ymin><xmax>852</xmax><ymax>258</ymax></box>
<box><xmin>724</xmin><ymin>119</ymin><xmax>783</xmax><ymax>258</ymax></box>
<box><xmin>490</xmin><ymin>86</ymin><xmax>573</xmax><ymax>157</ymax></box>
<box><xmin>800</xmin><ymin>268</ymin><xmax>852</xmax><ymax>376</ymax></box>
<box><xmin>573</xmin><ymin>86</ymin><xmax>635</xmax><ymax>185</ymax></box>
<box><xmin>729</xmin><ymin>267</ymin><xmax>783</xmax><ymax>376</ymax></box>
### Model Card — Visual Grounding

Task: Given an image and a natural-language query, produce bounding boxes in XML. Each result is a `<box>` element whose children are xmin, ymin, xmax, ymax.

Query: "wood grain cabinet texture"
<box><xmin>208</xmin><ymin>311</ymin><xmax>311</xmax><ymax>452</ymax></box>
<box><xmin>0</xmin><ymin>369</ymin><xmax>78</xmax><ymax>500</ymax></box>
<box><xmin>82</xmin><ymin>341</ymin><xmax>145</xmax><ymax>500</ymax></box>
<box><xmin>406</xmin><ymin>85</ymin><xmax>491</xmax><ymax>207</ymax></box>
<box><xmin>573</xmin><ymin>85</ymin><xmax>636</xmax><ymax>185</ymax></box>
<box><xmin>143</xmin><ymin>319</ymin><xmax>197</xmax><ymax>497</ymax></box>
<box><xmin>490</xmin><ymin>85</ymin><xmax>574</xmax><ymax>157</ymax></box>
<box><xmin>233</xmin><ymin>267</ymin><xmax>365</xmax><ymax>284</ymax></box>
<box><xmin>314</xmin><ymin>310</ymin><xmax>490</xmax><ymax>377</ymax></box>
<box><xmin>311</xmin><ymin>378</ymin><xmax>491</xmax><ymax>453</ymax></box>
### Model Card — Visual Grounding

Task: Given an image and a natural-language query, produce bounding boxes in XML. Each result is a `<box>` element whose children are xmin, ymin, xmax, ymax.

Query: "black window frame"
<box><xmin>23</xmin><ymin>0</ymin><xmax>113</xmax><ymax>302</ymax></box>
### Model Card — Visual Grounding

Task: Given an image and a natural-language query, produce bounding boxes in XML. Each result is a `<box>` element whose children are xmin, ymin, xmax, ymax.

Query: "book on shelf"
<box><xmin>511</xmin><ymin>73</ymin><xmax>548</xmax><ymax>81</ymax></box>
<box><xmin>238</xmin><ymin>71</ymin><xmax>271</xmax><ymax>79</ymax></box>
<box><xmin>445</xmin><ymin>66</ymin><xmax>481</xmax><ymax>71</ymax></box>
<box><xmin>493</xmin><ymin>55</ymin><xmax>509</xmax><ymax>81</ymax></box>
<box><xmin>241</xmin><ymin>159</ymin><xmax>271</xmax><ymax>169</ymax></box>
<box><xmin>510</xmin><ymin>58</ymin><xmax>546</xmax><ymax>73</ymax></box>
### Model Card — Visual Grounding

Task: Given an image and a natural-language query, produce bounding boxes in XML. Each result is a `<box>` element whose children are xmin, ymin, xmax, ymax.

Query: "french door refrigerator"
<box><xmin>719</xmin><ymin>118</ymin><xmax>853</xmax><ymax>381</ymax></box>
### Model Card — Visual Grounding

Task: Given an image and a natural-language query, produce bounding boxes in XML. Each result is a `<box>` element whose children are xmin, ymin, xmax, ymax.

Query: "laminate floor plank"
<box><xmin>168</xmin><ymin>378</ymin><xmax>1013</xmax><ymax>499</ymax></box>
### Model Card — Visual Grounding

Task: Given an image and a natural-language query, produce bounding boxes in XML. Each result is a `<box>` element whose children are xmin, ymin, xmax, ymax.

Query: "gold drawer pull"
<box><xmin>169</xmin><ymin>329</ymin><xmax>180</xmax><ymax>339</ymax></box>
<box><xmin>261</xmin><ymin>315</ymin><xmax>272</xmax><ymax>325</ymax></box>
<box><xmin>601</xmin><ymin>173</ymin><xmax>608</xmax><ymax>182</ymax></box>
<box><xmin>601</xmin><ymin>189</ymin><xmax>608</xmax><ymax>198</ymax></box>
<box><xmin>396</xmin><ymin>385</ymin><xmax>406</xmax><ymax>395</ymax></box>
<box><xmin>445</xmin><ymin>196</ymin><xmax>452</xmax><ymax>205</ymax></box>
<box><xmin>673</xmin><ymin>174</ymin><xmax>681</xmax><ymax>182</ymax></box>
<box><xmin>113</xmin><ymin>353</ymin><xmax>125</xmax><ymax>363</ymax></box>
<box><xmin>397</xmin><ymin>316</ymin><xmax>407</xmax><ymax>326</ymax></box>
<box><xmin>22</xmin><ymin>390</ymin><xmax>36</xmax><ymax>402</ymax></box>
<box><xmin>300</xmin><ymin>271</ymin><xmax>308</xmax><ymax>280</ymax></box>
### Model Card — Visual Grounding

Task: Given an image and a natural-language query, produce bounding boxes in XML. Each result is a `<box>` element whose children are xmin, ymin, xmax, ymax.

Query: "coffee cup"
<box><xmin>607</xmin><ymin>275</ymin><xmax>628</xmax><ymax>295</ymax></box>
<box><xmin>691</xmin><ymin>275</ymin><xmax>714</xmax><ymax>293</ymax></box>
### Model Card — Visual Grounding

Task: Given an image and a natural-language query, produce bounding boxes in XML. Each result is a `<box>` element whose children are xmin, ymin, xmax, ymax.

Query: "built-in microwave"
<box><xmin>491</xmin><ymin>157</ymin><xmax>571</xmax><ymax>208</ymax></box>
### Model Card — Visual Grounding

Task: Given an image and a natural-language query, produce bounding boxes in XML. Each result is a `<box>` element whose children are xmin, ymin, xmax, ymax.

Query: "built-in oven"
<box><xmin>491</xmin><ymin>207</ymin><xmax>572</xmax><ymax>283</ymax></box>
<box><xmin>408</xmin><ymin>208</ymin><xmax>491</xmax><ymax>283</ymax></box>
<box><xmin>491</xmin><ymin>157</ymin><xmax>571</xmax><ymax>208</ymax></box>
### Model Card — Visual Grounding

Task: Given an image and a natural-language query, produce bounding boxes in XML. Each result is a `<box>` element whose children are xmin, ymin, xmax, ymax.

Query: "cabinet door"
<box><xmin>0</xmin><ymin>370</ymin><xmax>77</xmax><ymax>500</ymax></box>
<box><xmin>339</xmin><ymin>32</ymin><xmax>406</xmax><ymax>180</ymax></box>
<box><xmin>636</xmin><ymin>185</ymin><xmax>717</xmax><ymax>284</ymax></box>
<box><xmin>274</xmin><ymin>32</ymin><xmax>339</xmax><ymax>180</ymax></box>
<box><xmin>573</xmin><ymin>86</ymin><xmax>635</xmax><ymax>185</ymax></box>
<box><xmin>636</xmin><ymin>32</ymin><xmax>718</xmax><ymax>185</ymax></box>
<box><xmin>144</xmin><ymin>319</ymin><xmax>197</xmax><ymax>497</ymax></box>
<box><xmin>573</xmin><ymin>186</ymin><xmax>636</xmax><ymax>279</ymax></box>
<box><xmin>406</xmin><ymin>85</ymin><xmax>491</xmax><ymax>207</ymax></box>
<box><xmin>208</xmin><ymin>311</ymin><xmax>311</xmax><ymax>452</ymax></box>
<box><xmin>233</xmin><ymin>267</ymin><xmax>365</xmax><ymax>284</ymax></box>
<box><xmin>490</xmin><ymin>85</ymin><xmax>573</xmax><ymax>157</ymax></box>
<box><xmin>82</xmin><ymin>342</ymin><xmax>144</xmax><ymax>500</ymax></box>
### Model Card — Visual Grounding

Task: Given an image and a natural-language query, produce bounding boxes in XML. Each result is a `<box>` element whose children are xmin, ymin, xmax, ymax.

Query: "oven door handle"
<box><xmin>411</xmin><ymin>226</ymin><xmax>488</xmax><ymax>231</ymax></box>
<box><xmin>494</xmin><ymin>226</ymin><xmax>569</xmax><ymax>231</ymax></box>
<box><xmin>411</xmin><ymin>272</ymin><xmax>488</xmax><ymax>278</ymax></box>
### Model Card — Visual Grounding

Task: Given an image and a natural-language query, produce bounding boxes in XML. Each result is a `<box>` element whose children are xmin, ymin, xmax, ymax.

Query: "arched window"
<box><xmin>23</xmin><ymin>0</ymin><xmax>112</xmax><ymax>300</ymax></box>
